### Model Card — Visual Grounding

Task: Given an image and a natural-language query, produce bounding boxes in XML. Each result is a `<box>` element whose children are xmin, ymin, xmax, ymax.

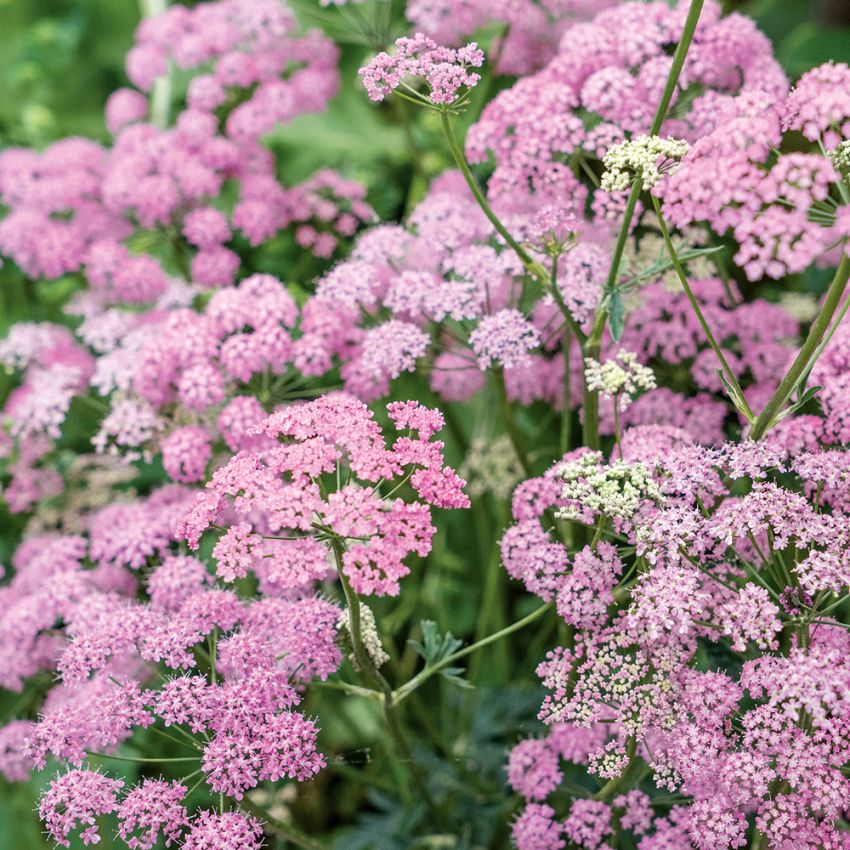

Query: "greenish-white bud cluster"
<box><xmin>779</xmin><ymin>291</ymin><xmax>820</xmax><ymax>323</ymax></box>
<box><xmin>459</xmin><ymin>434</ymin><xmax>524</xmax><ymax>501</ymax></box>
<box><xmin>338</xmin><ymin>603</ymin><xmax>389</xmax><ymax>669</ymax></box>
<box><xmin>584</xmin><ymin>350</ymin><xmax>656</xmax><ymax>410</ymax></box>
<box><xmin>601</xmin><ymin>135</ymin><xmax>690</xmax><ymax>192</ymax></box>
<box><xmin>556</xmin><ymin>451</ymin><xmax>664</xmax><ymax>522</ymax></box>
<box><xmin>828</xmin><ymin>139</ymin><xmax>850</xmax><ymax>175</ymax></box>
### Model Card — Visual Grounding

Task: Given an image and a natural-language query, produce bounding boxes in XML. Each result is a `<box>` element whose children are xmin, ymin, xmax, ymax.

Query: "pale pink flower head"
<box><xmin>360</xmin><ymin>33</ymin><xmax>484</xmax><ymax>106</ymax></box>
<box><xmin>39</xmin><ymin>768</ymin><xmax>124</xmax><ymax>847</ymax></box>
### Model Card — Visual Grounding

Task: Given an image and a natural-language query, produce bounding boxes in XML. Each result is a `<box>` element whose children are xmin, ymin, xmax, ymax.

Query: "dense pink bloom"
<box><xmin>39</xmin><ymin>769</ymin><xmax>124</xmax><ymax>847</ymax></box>
<box><xmin>179</xmin><ymin>394</ymin><xmax>467</xmax><ymax>596</ymax></box>
<box><xmin>513</xmin><ymin>803</ymin><xmax>564</xmax><ymax>850</ymax></box>
<box><xmin>360</xmin><ymin>33</ymin><xmax>484</xmax><ymax>105</ymax></box>
<box><xmin>117</xmin><ymin>779</ymin><xmax>189</xmax><ymax>849</ymax></box>
<box><xmin>161</xmin><ymin>425</ymin><xmax>212</xmax><ymax>483</ymax></box>
<box><xmin>182</xmin><ymin>810</ymin><xmax>264</xmax><ymax>850</ymax></box>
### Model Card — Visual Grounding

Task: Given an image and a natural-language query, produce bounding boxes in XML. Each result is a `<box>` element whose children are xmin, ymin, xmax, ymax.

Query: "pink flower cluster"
<box><xmin>466</xmin><ymin>0</ymin><xmax>787</xmax><ymax>215</ymax></box>
<box><xmin>407</xmin><ymin>0</ymin><xmax>617</xmax><ymax>76</ymax></box>
<box><xmin>0</xmin><ymin>0</ymin><xmax>370</xmax><ymax>284</ymax></box>
<box><xmin>659</xmin><ymin>83</ymin><xmax>846</xmax><ymax>280</ymax></box>
<box><xmin>179</xmin><ymin>394</ymin><xmax>469</xmax><ymax>595</ymax></box>
<box><xmin>360</xmin><ymin>33</ymin><xmax>484</xmax><ymax>106</ymax></box>
<box><xmin>500</xmin><ymin>435</ymin><xmax>850</xmax><ymax>847</ymax></box>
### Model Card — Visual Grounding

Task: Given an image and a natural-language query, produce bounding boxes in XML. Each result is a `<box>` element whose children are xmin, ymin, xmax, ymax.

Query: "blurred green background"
<box><xmin>0</xmin><ymin>0</ymin><xmax>849</xmax><ymax>846</ymax></box>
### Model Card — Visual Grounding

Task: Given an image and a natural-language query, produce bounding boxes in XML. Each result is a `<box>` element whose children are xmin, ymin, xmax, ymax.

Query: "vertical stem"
<box><xmin>612</xmin><ymin>398</ymin><xmax>622</xmax><ymax>459</ymax></box>
<box><xmin>493</xmin><ymin>368</ymin><xmax>534</xmax><ymax>477</ymax></box>
<box><xmin>585</xmin><ymin>0</ymin><xmax>705</xmax><ymax>441</ymax></box>
<box><xmin>561</xmin><ymin>326</ymin><xmax>573</xmax><ymax>456</ymax></box>
<box><xmin>139</xmin><ymin>0</ymin><xmax>171</xmax><ymax>129</ymax></box>
<box><xmin>749</xmin><ymin>254</ymin><xmax>850</xmax><ymax>440</ymax></box>
<box><xmin>330</xmin><ymin>538</ymin><xmax>441</xmax><ymax>821</ymax></box>
<box><xmin>648</xmin><ymin>1</ymin><xmax>706</xmax><ymax>139</ymax></box>
<box><xmin>582</xmin><ymin>313</ymin><xmax>605</xmax><ymax>451</ymax></box>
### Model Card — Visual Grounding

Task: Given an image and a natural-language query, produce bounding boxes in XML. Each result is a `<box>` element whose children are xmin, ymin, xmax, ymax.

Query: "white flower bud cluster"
<box><xmin>459</xmin><ymin>435</ymin><xmax>524</xmax><ymax>501</ymax></box>
<box><xmin>338</xmin><ymin>603</ymin><xmax>389</xmax><ymax>670</ymax></box>
<box><xmin>779</xmin><ymin>291</ymin><xmax>820</xmax><ymax>323</ymax></box>
<box><xmin>601</xmin><ymin>135</ymin><xmax>690</xmax><ymax>193</ymax></box>
<box><xmin>556</xmin><ymin>451</ymin><xmax>664</xmax><ymax>522</ymax></box>
<box><xmin>584</xmin><ymin>350</ymin><xmax>656</xmax><ymax>410</ymax></box>
<box><xmin>828</xmin><ymin>139</ymin><xmax>850</xmax><ymax>175</ymax></box>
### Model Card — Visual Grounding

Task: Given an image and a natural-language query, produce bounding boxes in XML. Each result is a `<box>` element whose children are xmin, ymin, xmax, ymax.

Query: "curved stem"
<box><xmin>750</xmin><ymin>254</ymin><xmax>850</xmax><ymax>440</ymax></box>
<box><xmin>440</xmin><ymin>111</ymin><xmax>548</xmax><ymax>282</ymax></box>
<box><xmin>392</xmin><ymin>601</ymin><xmax>553</xmax><ymax>704</ymax></box>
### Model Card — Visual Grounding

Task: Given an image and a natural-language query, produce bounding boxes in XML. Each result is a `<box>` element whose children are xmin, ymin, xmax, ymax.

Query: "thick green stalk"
<box><xmin>493</xmin><ymin>368</ymin><xmax>534</xmax><ymax>476</ymax></box>
<box><xmin>651</xmin><ymin>195</ymin><xmax>753</xmax><ymax>420</ymax></box>
<box><xmin>139</xmin><ymin>0</ymin><xmax>171</xmax><ymax>128</ymax></box>
<box><xmin>440</xmin><ymin>111</ymin><xmax>548</xmax><ymax>282</ymax></box>
<box><xmin>749</xmin><ymin>254</ymin><xmax>850</xmax><ymax>439</ymax></box>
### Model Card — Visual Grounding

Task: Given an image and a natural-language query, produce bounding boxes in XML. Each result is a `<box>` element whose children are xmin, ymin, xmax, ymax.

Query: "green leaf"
<box><xmin>408</xmin><ymin>622</ymin><xmax>472</xmax><ymax>690</ymax></box>
<box><xmin>769</xmin><ymin>385</ymin><xmax>823</xmax><ymax>429</ymax></box>
<box><xmin>408</xmin><ymin>620</ymin><xmax>463</xmax><ymax>665</ymax></box>
<box><xmin>717</xmin><ymin>370</ymin><xmax>753</xmax><ymax>422</ymax></box>
<box><xmin>608</xmin><ymin>290</ymin><xmax>625</xmax><ymax>342</ymax></box>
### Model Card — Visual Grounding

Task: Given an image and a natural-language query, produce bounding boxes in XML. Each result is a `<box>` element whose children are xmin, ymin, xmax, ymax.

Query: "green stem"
<box><xmin>239</xmin><ymin>797</ymin><xmax>329</xmax><ymax>850</ymax></box>
<box><xmin>582</xmin><ymin>315</ymin><xmax>605</xmax><ymax>451</ymax></box>
<box><xmin>651</xmin><ymin>195</ymin><xmax>753</xmax><ymax>420</ymax></box>
<box><xmin>613</xmin><ymin>400</ymin><xmax>622</xmax><ymax>459</ymax></box>
<box><xmin>330</xmin><ymin>538</ymin><xmax>441</xmax><ymax>820</ymax></box>
<box><xmin>750</xmin><ymin>254</ymin><xmax>850</xmax><ymax>440</ymax></box>
<box><xmin>590</xmin><ymin>516</ymin><xmax>608</xmax><ymax>550</ymax></box>
<box><xmin>139</xmin><ymin>0</ymin><xmax>171</xmax><ymax>128</ymax></box>
<box><xmin>469</xmin><ymin>499</ymin><xmax>510</xmax><ymax>682</ymax></box>
<box><xmin>148</xmin><ymin>725</ymin><xmax>203</xmax><ymax>751</ymax></box>
<box><xmin>392</xmin><ymin>601</ymin><xmax>553</xmax><ymax>704</ymax></box>
<box><xmin>439</xmin><ymin>111</ymin><xmax>547</xmax><ymax>282</ymax></box>
<box><xmin>86</xmin><ymin>751</ymin><xmax>197</xmax><ymax>764</ymax></box>
<box><xmin>493</xmin><ymin>368</ymin><xmax>534</xmax><ymax>476</ymax></box>
<box><xmin>648</xmin><ymin>2</ymin><xmax>706</xmax><ymax>139</ymax></box>
<box><xmin>799</xmin><ymin>291</ymin><xmax>850</xmax><ymax>394</ymax></box>
<box><xmin>561</xmin><ymin>327</ymin><xmax>573</xmax><ymax>457</ymax></box>
<box><xmin>585</xmin><ymin>0</ymin><xmax>705</xmax><ymax>442</ymax></box>
<box><xmin>549</xmin><ymin>255</ymin><xmax>579</xmax><ymax>456</ymax></box>
<box><xmin>749</xmin><ymin>830</ymin><xmax>767</xmax><ymax>850</ymax></box>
